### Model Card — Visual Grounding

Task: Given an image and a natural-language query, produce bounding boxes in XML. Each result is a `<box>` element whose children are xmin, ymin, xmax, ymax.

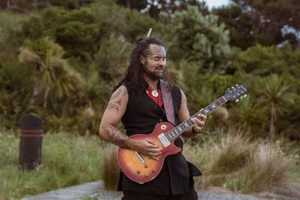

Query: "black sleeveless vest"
<box><xmin>118</xmin><ymin>81</ymin><xmax>201</xmax><ymax>195</ymax></box>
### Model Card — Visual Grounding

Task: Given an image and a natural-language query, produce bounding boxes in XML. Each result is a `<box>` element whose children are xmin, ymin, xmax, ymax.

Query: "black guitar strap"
<box><xmin>160</xmin><ymin>79</ymin><xmax>176</xmax><ymax>125</ymax></box>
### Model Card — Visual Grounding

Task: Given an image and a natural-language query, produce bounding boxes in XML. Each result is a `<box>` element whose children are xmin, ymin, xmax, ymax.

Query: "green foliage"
<box><xmin>0</xmin><ymin>131</ymin><xmax>104</xmax><ymax>199</ymax></box>
<box><xmin>231</xmin><ymin>44</ymin><xmax>300</xmax><ymax>76</ymax></box>
<box><xmin>92</xmin><ymin>3</ymin><xmax>160</xmax><ymax>43</ymax></box>
<box><xmin>20</xmin><ymin>6</ymin><xmax>105</xmax><ymax>61</ymax></box>
<box><xmin>229</xmin><ymin>94</ymin><xmax>267</xmax><ymax>137</ymax></box>
<box><xmin>50</xmin><ymin>0</ymin><xmax>82</xmax><ymax>9</ymax></box>
<box><xmin>95</xmin><ymin>33</ymin><xmax>131</xmax><ymax>83</ymax></box>
<box><xmin>212</xmin><ymin>5</ymin><xmax>261</xmax><ymax>50</ymax></box>
<box><xmin>257</xmin><ymin>74</ymin><xmax>293</xmax><ymax>138</ymax></box>
<box><xmin>231</xmin><ymin>0</ymin><xmax>300</xmax><ymax>48</ymax></box>
<box><xmin>19</xmin><ymin>37</ymin><xmax>85</xmax><ymax>108</ymax></box>
<box><xmin>55</xmin><ymin>7</ymin><xmax>103</xmax><ymax>60</ymax></box>
<box><xmin>162</xmin><ymin>5</ymin><xmax>231</xmax><ymax>74</ymax></box>
<box><xmin>0</xmin><ymin>11</ymin><xmax>25</xmax><ymax>51</ymax></box>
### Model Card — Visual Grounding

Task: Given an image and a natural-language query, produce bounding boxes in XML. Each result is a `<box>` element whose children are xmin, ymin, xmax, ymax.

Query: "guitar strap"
<box><xmin>160</xmin><ymin>79</ymin><xmax>176</xmax><ymax>125</ymax></box>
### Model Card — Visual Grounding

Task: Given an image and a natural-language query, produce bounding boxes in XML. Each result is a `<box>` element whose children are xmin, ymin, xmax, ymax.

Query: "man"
<box><xmin>99</xmin><ymin>37</ymin><xmax>207</xmax><ymax>200</ymax></box>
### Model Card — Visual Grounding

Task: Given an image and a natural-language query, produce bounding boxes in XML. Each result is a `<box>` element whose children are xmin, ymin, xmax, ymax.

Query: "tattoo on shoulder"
<box><xmin>107</xmin><ymin>103</ymin><xmax>120</xmax><ymax>112</ymax></box>
<box><xmin>106</xmin><ymin>87</ymin><xmax>128</xmax><ymax>112</ymax></box>
<box><xmin>105</xmin><ymin>125</ymin><xmax>128</xmax><ymax>147</ymax></box>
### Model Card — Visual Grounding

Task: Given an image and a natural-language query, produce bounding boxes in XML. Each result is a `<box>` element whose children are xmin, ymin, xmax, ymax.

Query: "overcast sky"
<box><xmin>204</xmin><ymin>0</ymin><xmax>230</xmax><ymax>9</ymax></box>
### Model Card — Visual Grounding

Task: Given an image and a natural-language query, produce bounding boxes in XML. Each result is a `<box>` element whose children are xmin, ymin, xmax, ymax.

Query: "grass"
<box><xmin>183</xmin><ymin>131</ymin><xmax>300</xmax><ymax>199</ymax></box>
<box><xmin>0</xmin><ymin>131</ymin><xmax>105</xmax><ymax>200</ymax></box>
<box><xmin>2</xmin><ymin>128</ymin><xmax>300</xmax><ymax>200</ymax></box>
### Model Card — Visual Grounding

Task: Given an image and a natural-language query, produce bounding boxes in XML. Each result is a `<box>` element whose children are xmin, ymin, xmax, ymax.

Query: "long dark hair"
<box><xmin>114</xmin><ymin>37</ymin><xmax>172</xmax><ymax>93</ymax></box>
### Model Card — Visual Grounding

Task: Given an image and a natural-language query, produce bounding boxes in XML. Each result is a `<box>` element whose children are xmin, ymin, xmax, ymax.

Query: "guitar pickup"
<box><xmin>158</xmin><ymin>133</ymin><xmax>170</xmax><ymax>147</ymax></box>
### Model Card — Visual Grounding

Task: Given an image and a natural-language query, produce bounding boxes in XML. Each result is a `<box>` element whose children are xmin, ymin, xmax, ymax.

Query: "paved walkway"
<box><xmin>22</xmin><ymin>181</ymin><xmax>291</xmax><ymax>200</ymax></box>
<box><xmin>22</xmin><ymin>181</ymin><xmax>105</xmax><ymax>200</ymax></box>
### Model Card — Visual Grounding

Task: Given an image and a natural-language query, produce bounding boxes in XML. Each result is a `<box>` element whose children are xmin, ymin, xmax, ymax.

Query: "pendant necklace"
<box><xmin>151</xmin><ymin>90</ymin><xmax>158</xmax><ymax>97</ymax></box>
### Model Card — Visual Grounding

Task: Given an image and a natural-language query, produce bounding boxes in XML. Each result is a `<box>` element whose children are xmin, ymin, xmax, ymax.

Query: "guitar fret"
<box><xmin>183</xmin><ymin>121</ymin><xmax>189</xmax><ymax>128</ymax></box>
<box><xmin>174</xmin><ymin>128</ymin><xmax>179</xmax><ymax>135</ymax></box>
<box><xmin>172</xmin><ymin>131</ymin><xmax>176</xmax><ymax>138</ymax></box>
<box><xmin>186</xmin><ymin>119</ymin><xmax>193</xmax><ymax>126</ymax></box>
<box><xmin>178</xmin><ymin>125</ymin><xmax>183</xmax><ymax>132</ymax></box>
<box><xmin>181</xmin><ymin>124</ymin><xmax>187</xmax><ymax>131</ymax></box>
<box><xmin>203</xmin><ymin>107</ymin><xmax>210</xmax><ymax>115</ymax></box>
<box><xmin>211</xmin><ymin>102</ymin><xmax>217</xmax><ymax>109</ymax></box>
<box><xmin>166</xmin><ymin>133</ymin><xmax>172</xmax><ymax>140</ymax></box>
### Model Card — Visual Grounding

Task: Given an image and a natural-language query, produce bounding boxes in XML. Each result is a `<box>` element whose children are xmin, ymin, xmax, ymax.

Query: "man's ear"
<box><xmin>140</xmin><ymin>55</ymin><xmax>145</xmax><ymax>65</ymax></box>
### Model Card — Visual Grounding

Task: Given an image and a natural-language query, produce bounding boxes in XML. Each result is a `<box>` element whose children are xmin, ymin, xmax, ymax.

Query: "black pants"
<box><xmin>122</xmin><ymin>189</ymin><xmax>198</xmax><ymax>200</ymax></box>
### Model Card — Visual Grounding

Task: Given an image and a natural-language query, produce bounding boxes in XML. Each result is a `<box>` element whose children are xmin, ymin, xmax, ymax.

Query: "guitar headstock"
<box><xmin>224</xmin><ymin>84</ymin><xmax>248</xmax><ymax>102</ymax></box>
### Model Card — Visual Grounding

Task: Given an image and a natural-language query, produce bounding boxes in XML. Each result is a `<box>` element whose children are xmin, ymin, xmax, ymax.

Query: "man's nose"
<box><xmin>159</xmin><ymin>59</ymin><xmax>166</xmax><ymax>66</ymax></box>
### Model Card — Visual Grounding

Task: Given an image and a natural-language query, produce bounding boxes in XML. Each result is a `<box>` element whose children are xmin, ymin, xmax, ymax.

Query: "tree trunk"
<box><xmin>43</xmin><ymin>86</ymin><xmax>50</xmax><ymax>109</ymax></box>
<box><xmin>33</xmin><ymin>66</ymin><xmax>40</xmax><ymax>97</ymax></box>
<box><xmin>126</xmin><ymin>0</ymin><xmax>130</xmax><ymax>8</ymax></box>
<box><xmin>62</xmin><ymin>98</ymin><xmax>70</xmax><ymax>117</ymax></box>
<box><xmin>269</xmin><ymin>104</ymin><xmax>276</xmax><ymax>140</ymax></box>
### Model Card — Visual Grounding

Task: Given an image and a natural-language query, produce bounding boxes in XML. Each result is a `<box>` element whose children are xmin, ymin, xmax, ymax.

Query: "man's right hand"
<box><xmin>127</xmin><ymin>138</ymin><xmax>162</xmax><ymax>158</ymax></box>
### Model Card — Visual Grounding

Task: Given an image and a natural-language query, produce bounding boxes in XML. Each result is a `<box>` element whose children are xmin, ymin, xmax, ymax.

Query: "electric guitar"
<box><xmin>118</xmin><ymin>84</ymin><xmax>248</xmax><ymax>184</ymax></box>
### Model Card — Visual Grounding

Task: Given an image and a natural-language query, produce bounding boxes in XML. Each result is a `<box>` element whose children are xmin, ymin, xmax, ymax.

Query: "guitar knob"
<box><xmin>136</xmin><ymin>170</ymin><xmax>141</xmax><ymax>174</ymax></box>
<box><xmin>144</xmin><ymin>164</ymin><xmax>148</xmax><ymax>168</ymax></box>
<box><xmin>152</xmin><ymin>169</ymin><xmax>156</xmax><ymax>173</ymax></box>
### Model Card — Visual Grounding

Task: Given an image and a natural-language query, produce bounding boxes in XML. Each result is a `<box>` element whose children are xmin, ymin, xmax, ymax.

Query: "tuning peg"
<box><xmin>244</xmin><ymin>94</ymin><xmax>247</xmax><ymax>97</ymax></box>
<box><xmin>235</xmin><ymin>99</ymin><xmax>239</xmax><ymax>102</ymax></box>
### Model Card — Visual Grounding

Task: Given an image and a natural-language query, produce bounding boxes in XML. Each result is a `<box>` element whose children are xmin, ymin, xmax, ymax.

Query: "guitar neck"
<box><xmin>165</xmin><ymin>96</ymin><xmax>228</xmax><ymax>141</ymax></box>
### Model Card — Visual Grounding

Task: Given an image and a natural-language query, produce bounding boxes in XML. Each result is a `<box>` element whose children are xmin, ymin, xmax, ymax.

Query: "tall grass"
<box><xmin>95</xmin><ymin>129</ymin><xmax>300</xmax><ymax>199</ymax></box>
<box><xmin>102</xmin><ymin>144</ymin><xmax>119</xmax><ymax>191</ymax></box>
<box><xmin>0</xmin><ymin>131</ymin><xmax>104</xmax><ymax>200</ymax></box>
<box><xmin>183</xmin><ymin>131</ymin><xmax>300</xmax><ymax>199</ymax></box>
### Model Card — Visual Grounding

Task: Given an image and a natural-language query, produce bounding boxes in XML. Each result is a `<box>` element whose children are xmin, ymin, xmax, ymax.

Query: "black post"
<box><xmin>19</xmin><ymin>114</ymin><xmax>43</xmax><ymax>171</ymax></box>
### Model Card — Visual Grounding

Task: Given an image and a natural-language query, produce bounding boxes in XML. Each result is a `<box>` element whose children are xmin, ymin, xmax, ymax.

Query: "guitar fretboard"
<box><xmin>165</xmin><ymin>96</ymin><xmax>227</xmax><ymax>141</ymax></box>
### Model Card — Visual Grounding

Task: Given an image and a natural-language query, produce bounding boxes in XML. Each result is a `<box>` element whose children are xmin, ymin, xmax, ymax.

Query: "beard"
<box><xmin>142</xmin><ymin>63</ymin><xmax>164</xmax><ymax>81</ymax></box>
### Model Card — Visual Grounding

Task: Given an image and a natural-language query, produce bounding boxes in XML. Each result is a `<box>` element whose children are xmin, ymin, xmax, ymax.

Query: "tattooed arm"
<box><xmin>99</xmin><ymin>85</ymin><xmax>162</xmax><ymax>157</ymax></box>
<box><xmin>99</xmin><ymin>85</ymin><xmax>129</xmax><ymax>148</ymax></box>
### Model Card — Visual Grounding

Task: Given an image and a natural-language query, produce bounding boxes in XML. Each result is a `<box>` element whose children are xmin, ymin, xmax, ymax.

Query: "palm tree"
<box><xmin>18</xmin><ymin>37</ymin><xmax>84</xmax><ymax>109</ymax></box>
<box><xmin>230</xmin><ymin>94</ymin><xmax>266</xmax><ymax>137</ymax></box>
<box><xmin>257</xmin><ymin>74</ymin><xmax>292</xmax><ymax>139</ymax></box>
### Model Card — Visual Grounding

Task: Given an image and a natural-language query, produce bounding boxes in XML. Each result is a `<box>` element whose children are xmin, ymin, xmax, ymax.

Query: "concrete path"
<box><xmin>22</xmin><ymin>181</ymin><xmax>291</xmax><ymax>200</ymax></box>
<box><xmin>22</xmin><ymin>181</ymin><xmax>104</xmax><ymax>200</ymax></box>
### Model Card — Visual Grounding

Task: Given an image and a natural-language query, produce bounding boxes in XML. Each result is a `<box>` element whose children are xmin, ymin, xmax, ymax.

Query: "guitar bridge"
<box><xmin>135</xmin><ymin>152</ymin><xmax>145</xmax><ymax>164</ymax></box>
<box><xmin>158</xmin><ymin>134</ymin><xmax>170</xmax><ymax>147</ymax></box>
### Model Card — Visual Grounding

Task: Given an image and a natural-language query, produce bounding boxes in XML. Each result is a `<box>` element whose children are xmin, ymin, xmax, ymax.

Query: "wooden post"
<box><xmin>19</xmin><ymin>114</ymin><xmax>43</xmax><ymax>171</ymax></box>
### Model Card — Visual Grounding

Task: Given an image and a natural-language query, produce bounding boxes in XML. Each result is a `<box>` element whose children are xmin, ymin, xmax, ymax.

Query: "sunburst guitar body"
<box><xmin>118</xmin><ymin>122</ymin><xmax>180</xmax><ymax>184</ymax></box>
